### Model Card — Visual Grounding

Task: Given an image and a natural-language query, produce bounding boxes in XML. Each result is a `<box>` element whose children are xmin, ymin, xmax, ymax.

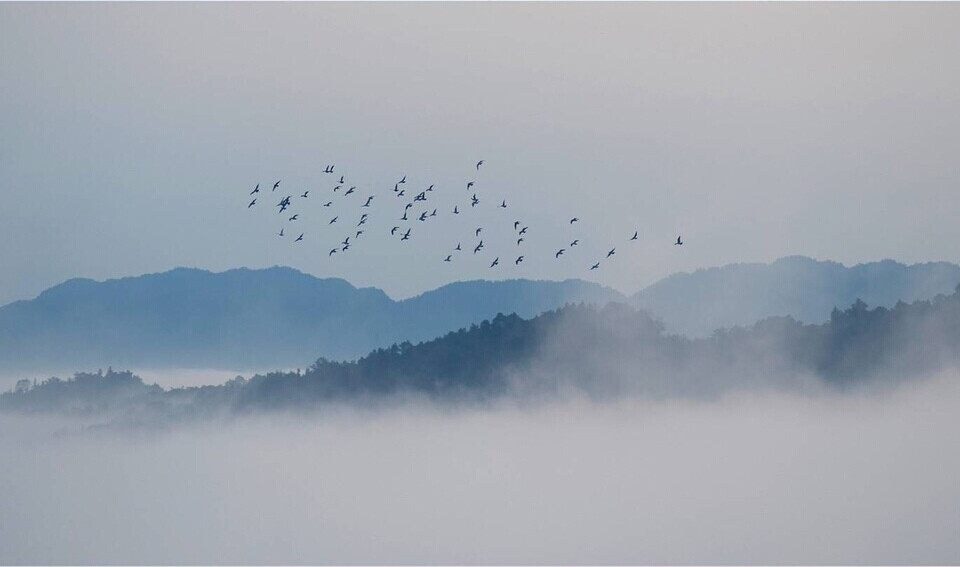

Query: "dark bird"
<box><xmin>333</xmin><ymin>185</ymin><xmax>341</xmax><ymax>192</ymax></box>
<box><xmin>570</xmin><ymin>217</ymin><xmax>578</xmax><ymax>224</ymax></box>
<box><xmin>675</xmin><ymin>235</ymin><xmax>683</xmax><ymax>246</ymax></box>
<box><xmin>363</xmin><ymin>196</ymin><xmax>374</xmax><ymax>207</ymax></box>
<box><xmin>500</xmin><ymin>200</ymin><xmax>507</xmax><ymax>208</ymax></box>
<box><xmin>344</xmin><ymin>187</ymin><xmax>355</xmax><ymax>196</ymax></box>
<box><xmin>418</xmin><ymin>211</ymin><xmax>428</xmax><ymax>221</ymax></box>
<box><xmin>288</xmin><ymin>214</ymin><xmax>298</xmax><ymax>221</ymax></box>
<box><xmin>323</xmin><ymin>201</ymin><xmax>333</xmax><ymax>207</ymax></box>
<box><xmin>394</xmin><ymin>184</ymin><xmax>399</xmax><ymax>193</ymax></box>
<box><xmin>570</xmin><ymin>239</ymin><xmax>579</xmax><ymax>246</ymax></box>
<box><xmin>277</xmin><ymin>228</ymin><xmax>284</xmax><ymax>237</ymax></box>
<box><xmin>324</xmin><ymin>165</ymin><xmax>334</xmax><ymax>174</ymax></box>
<box><xmin>342</xmin><ymin>243</ymin><xmax>350</xmax><ymax>252</ymax></box>
<box><xmin>295</xmin><ymin>233</ymin><xmax>304</xmax><ymax>242</ymax></box>
<box><xmin>391</xmin><ymin>226</ymin><xmax>400</xmax><ymax>235</ymax></box>
<box><xmin>455</xmin><ymin>242</ymin><xmax>462</xmax><ymax>251</ymax></box>
<box><xmin>248</xmin><ymin>198</ymin><xmax>257</xmax><ymax>208</ymax></box>
<box><xmin>415</xmin><ymin>192</ymin><xmax>426</xmax><ymax>202</ymax></box>
<box><xmin>360</xmin><ymin>213</ymin><xmax>368</xmax><ymax>221</ymax></box>
<box><xmin>401</xmin><ymin>228</ymin><xmax>411</xmax><ymax>241</ymax></box>
<box><xmin>430</xmin><ymin>208</ymin><xmax>437</xmax><ymax>217</ymax></box>
<box><xmin>515</xmin><ymin>255</ymin><xmax>524</xmax><ymax>265</ymax></box>
<box><xmin>250</xmin><ymin>184</ymin><xmax>259</xmax><ymax>195</ymax></box>
<box><xmin>517</xmin><ymin>238</ymin><xmax>524</xmax><ymax>245</ymax></box>
<box><xmin>329</xmin><ymin>216</ymin><xmax>338</xmax><ymax>224</ymax></box>
<box><xmin>475</xmin><ymin>227</ymin><xmax>483</xmax><ymax>237</ymax></box>
<box><xmin>474</xmin><ymin>240</ymin><xmax>484</xmax><ymax>254</ymax></box>
<box><xmin>607</xmin><ymin>248</ymin><xmax>616</xmax><ymax>258</ymax></box>
<box><xmin>427</xmin><ymin>184</ymin><xmax>435</xmax><ymax>192</ymax></box>
<box><xmin>356</xmin><ymin>230</ymin><xmax>364</xmax><ymax>238</ymax></box>
<box><xmin>467</xmin><ymin>181</ymin><xmax>475</xmax><ymax>190</ymax></box>
<box><xmin>399</xmin><ymin>175</ymin><xmax>406</xmax><ymax>184</ymax></box>
<box><xmin>631</xmin><ymin>231</ymin><xmax>638</xmax><ymax>240</ymax></box>
<box><xmin>453</xmin><ymin>205</ymin><xmax>459</xmax><ymax>214</ymax></box>
<box><xmin>476</xmin><ymin>160</ymin><xmax>484</xmax><ymax>170</ymax></box>
<box><xmin>401</xmin><ymin>211</ymin><xmax>408</xmax><ymax>221</ymax></box>
<box><xmin>339</xmin><ymin>175</ymin><xmax>345</xmax><ymax>184</ymax></box>
<box><xmin>329</xmin><ymin>248</ymin><xmax>337</xmax><ymax>256</ymax></box>
<box><xmin>405</xmin><ymin>203</ymin><xmax>414</xmax><ymax>211</ymax></box>
<box><xmin>357</xmin><ymin>218</ymin><xmax>367</xmax><ymax>226</ymax></box>
<box><xmin>590</xmin><ymin>262</ymin><xmax>600</xmax><ymax>270</ymax></box>
<box><xmin>397</xmin><ymin>190</ymin><xmax>405</xmax><ymax>197</ymax></box>
<box><xmin>444</xmin><ymin>255</ymin><xmax>452</xmax><ymax>262</ymax></box>
<box><xmin>514</xmin><ymin>221</ymin><xmax>520</xmax><ymax>230</ymax></box>
<box><xmin>342</xmin><ymin>237</ymin><xmax>350</xmax><ymax>246</ymax></box>
<box><xmin>519</xmin><ymin>226</ymin><xmax>528</xmax><ymax>235</ymax></box>
<box><xmin>273</xmin><ymin>180</ymin><xmax>281</xmax><ymax>191</ymax></box>
<box><xmin>555</xmin><ymin>249</ymin><xmax>565</xmax><ymax>258</ymax></box>
<box><xmin>471</xmin><ymin>194</ymin><xmax>479</xmax><ymax>207</ymax></box>
<box><xmin>490</xmin><ymin>257</ymin><xmax>499</xmax><ymax>268</ymax></box>
<box><xmin>301</xmin><ymin>191</ymin><xmax>309</xmax><ymax>198</ymax></box>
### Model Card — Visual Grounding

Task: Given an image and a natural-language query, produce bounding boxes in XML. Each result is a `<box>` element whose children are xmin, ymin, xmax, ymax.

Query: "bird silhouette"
<box><xmin>555</xmin><ymin>249</ymin><xmax>565</xmax><ymax>258</ymax></box>
<box><xmin>519</xmin><ymin>226</ymin><xmax>528</xmax><ymax>235</ymax></box>
<box><xmin>444</xmin><ymin>255</ymin><xmax>452</xmax><ymax>262</ymax></box>
<box><xmin>570</xmin><ymin>239</ymin><xmax>579</xmax><ymax>246</ymax></box>
<box><xmin>490</xmin><ymin>257</ymin><xmax>499</xmax><ymax>268</ymax></box>
<box><xmin>250</xmin><ymin>184</ymin><xmax>259</xmax><ymax>195</ymax></box>
<box><xmin>453</xmin><ymin>205</ymin><xmax>460</xmax><ymax>214</ymax></box>
<box><xmin>515</xmin><ymin>256</ymin><xmax>524</xmax><ymax>265</ymax></box>
<box><xmin>248</xmin><ymin>198</ymin><xmax>257</xmax><ymax>208</ymax></box>
<box><xmin>607</xmin><ymin>248</ymin><xmax>616</xmax><ymax>258</ymax></box>
<box><xmin>329</xmin><ymin>248</ymin><xmax>337</xmax><ymax>256</ymax></box>
<box><xmin>342</xmin><ymin>237</ymin><xmax>350</xmax><ymax>246</ymax></box>
<box><xmin>397</xmin><ymin>190</ymin><xmax>405</xmax><ymax>197</ymax></box>
<box><xmin>339</xmin><ymin>175</ymin><xmax>345</xmax><ymax>184</ymax></box>
<box><xmin>288</xmin><ymin>214</ymin><xmax>298</xmax><ymax>221</ymax></box>
<box><xmin>405</xmin><ymin>203</ymin><xmax>414</xmax><ymax>211</ymax></box>
<box><xmin>363</xmin><ymin>196</ymin><xmax>374</xmax><ymax>207</ymax></box>
<box><xmin>430</xmin><ymin>208</ymin><xmax>437</xmax><ymax>217</ymax></box>
<box><xmin>631</xmin><ymin>231</ymin><xmax>638</xmax><ymax>240</ymax></box>
<box><xmin>333</xmin><ymin>185</ymin><xmax>341</xmax><ymax>192</ymax></box>
<box><xmin>344</xmin><ymin>187</ymin><xmax>355</xmax><ymax>196</ymax></box>
<box><xmin>517</xmin><ymin>237</ymin><xmax>524</xmax><ymax>245</ymax></box>
<box><xmin>570</xmin><ymin>217</ymin><xmax>578</xmax><ymax>224</ymax></box>
<box><xmin>514</xmin><ymin>221</ymin><xmax>520</xmax><ymax>230</ymax></box>
<box><xmin>476</xmin><ymin>227</ymin><xmax>483</xmax><ymax>237</ymax></box>
<box><xmin>391</xmin><ymin>226</ymin><xmax>400</xmax><ymax>235</ymax></box>
<box><xmin>356</xmin><ymin>230</ymin><xmax>364</xmax><ymax>238</ymax></box>
<box><xmin>277</xmin><ymin>228</ymin><xmax>284</xmax><ymax>237</ymax></box>
<box><xmin>301</xmin><ymin>191</ymin><xmax>309</xmax><ymax>198</ymax></box>
<box><xmin>474</xmin><ymin>240</ymin><xmax>484</xmax><ymax>253</ymax></box>
<box><xmin>590</xmin><ymin>262</ymin><xmax>600</xmax><ymax>270</ymax></box>
<box><xmin>467</xmin><ymin>181</ymin><xmax>475</xmax><ymax>190</ymax></box>
<box><xmin>471</xmin><ymin>194</ymin><xmax>479</xmax><ymax>207</ymax></box>
<box><xmin>399</xmin><ymin>175</ymin><xmax>406</xmax><ymax>184</ymax></box>
<box><xmin>455</xmin><ymin>243</ymin><xmax>462</xmax><ymax>251</ymax></box>
<box><xmin>418</xmin><ymin>212</ymin><xmax>428</xmax><ymax>221</ymax></box>
<box><xmin>324</xmin><ymin>201</ymin><xmax>333</xmax><ymax>207</ymax></box>
<box><xmin>401</xmin><ymin>228</ymin><xmax>411</xmax><ymax>240</ymax></box>
<box><xmin>273</xmin><ymin>180</ymin><xmax>281</xmax><ymax>191</ymax></box>
<box><xmin>500</xmin><ymin>200</ymin><xmax>507</xmax><ymax>208</ymax></box>
<box><xmin>342</xmin><ymin>243</ymin><xmax>350</xmax><ymax>252</ymax></box>
<box><xmin>401</xmin><ymin>211</ymin><xmax>408</xmax><ymax>221</ymax></box>
<box><xmin>329</xmin><ymin>216</ymin><xmax>338</xmax><ymax>224</ymax></box>
<box><xmin>427</xmin><ymin>184</ymin><xmax>435</xmax><ymax>192</ymax></box>
<box><xmin>295</xmin><ymin>233</ymin><xmax>304</xmax><ymax>242</ymax></box>
<box><xmin>675</xmin><ymin>236</ymin><xmax>683</xmax><ymax>245</ymax></box>
<box><xmin>476</xmin><ymin>160</ymin><xmax>484</xmax><ymax>170</ymax></box>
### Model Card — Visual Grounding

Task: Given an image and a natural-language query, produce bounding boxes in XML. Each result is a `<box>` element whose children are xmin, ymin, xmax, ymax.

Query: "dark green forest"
<box><xmin>4</xmin><ymin>284</ymin><xmax>960</xmax><ymax>418</ymax></box>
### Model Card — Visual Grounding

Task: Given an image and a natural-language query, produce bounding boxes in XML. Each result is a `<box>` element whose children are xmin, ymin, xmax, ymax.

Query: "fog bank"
<box><xmin>2</xmin><ymin>373</ymin><xmax>958</xmax><ymax>565</ymax></box>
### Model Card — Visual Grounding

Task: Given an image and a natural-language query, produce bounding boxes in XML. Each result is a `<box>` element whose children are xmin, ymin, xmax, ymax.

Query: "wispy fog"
<box><xmin>2</xmin><ymin>373</ymin><xmax>958</xmax><ymax>565</ymax></box>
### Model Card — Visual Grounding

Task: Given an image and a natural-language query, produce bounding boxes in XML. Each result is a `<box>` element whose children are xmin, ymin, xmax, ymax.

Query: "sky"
<box><xmin>2</xmin><ymin>3</ymin><xmax>959</xmax><ymax>305</ymax></box>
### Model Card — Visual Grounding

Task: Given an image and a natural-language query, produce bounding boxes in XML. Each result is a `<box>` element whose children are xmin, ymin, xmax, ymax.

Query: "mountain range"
<box><xmin>1</xmin><ymin>256</ymin><xmax>958</xmax><ymax>373</ymax></box>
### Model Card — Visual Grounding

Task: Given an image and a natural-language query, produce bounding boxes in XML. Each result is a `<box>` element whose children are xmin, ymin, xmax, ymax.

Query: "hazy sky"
<box><xmin>2</xmin><ymin>3</ymin><xmax>959</xmax><ymax>305</ymax></box>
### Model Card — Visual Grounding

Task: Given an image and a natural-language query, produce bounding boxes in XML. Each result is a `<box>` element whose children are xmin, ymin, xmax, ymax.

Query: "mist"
<box><xmin>2</xmin><ymin>371</ymin><xmax>958</xmax><ymax>565</ymax></box>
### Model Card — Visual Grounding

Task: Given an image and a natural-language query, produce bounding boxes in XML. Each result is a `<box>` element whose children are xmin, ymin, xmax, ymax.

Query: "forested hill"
<box><xmin>4</xmin><ymin>284</ymin><xmax>960</xmax><ymax>418</ymax></box>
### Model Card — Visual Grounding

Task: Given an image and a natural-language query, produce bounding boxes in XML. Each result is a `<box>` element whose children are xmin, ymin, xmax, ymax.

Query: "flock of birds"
<box><xmin>245</xmin><ymin>161</ymin><xmax>683</xmax><ymax>273</ymax></box>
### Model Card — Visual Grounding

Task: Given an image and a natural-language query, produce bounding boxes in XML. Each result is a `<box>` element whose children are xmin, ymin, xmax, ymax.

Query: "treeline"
<box><xmin>4</xmin><ymin>285</ymin><xmax>960</xmax><ymax>416</ymax></box>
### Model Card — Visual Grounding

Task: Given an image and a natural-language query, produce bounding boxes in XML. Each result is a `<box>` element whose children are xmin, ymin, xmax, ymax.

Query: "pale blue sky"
<box><xmin>2</xmin><ymin>3</ymin><xmax>959</xmax><ymax>305</ymax></box>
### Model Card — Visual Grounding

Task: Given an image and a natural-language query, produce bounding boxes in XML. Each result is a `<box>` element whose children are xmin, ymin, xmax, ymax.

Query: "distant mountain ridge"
<box><xmin>2</xmin><ymin>257</ymin><xmax>959</xmax><ymax>373</ymax></box>
<box><xmin>632</xmin><ymin>256</ymin><xmax>960</xmax><ymax>337</ymax></box>
<box><xmin>0</xmin><ymin>267</ymin><xmax>623</xmax><ymax>371</ymax></box>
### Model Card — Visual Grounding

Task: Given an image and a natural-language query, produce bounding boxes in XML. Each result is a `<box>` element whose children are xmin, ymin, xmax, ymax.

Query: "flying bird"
<box><xmin>273</xmin><ymin>180</ymin><xmax>281</xmax><ymax>191</ymax></box>
<box><xmin>607</xmin><ymin>248</ymin><xmax>616</xmax><ymax>258</ymax></box>
<box><xmin>405</xmin><ymin>203</ymin><xmax>414</xmax><ymax>211</ymax></box>
<box><xmin>418</xmin><ymin>212</ymin><xmax>428</xmax><ymax>221</ymax></box>
<box><xmin>490</xmin><ymin>257</ymin><xmax>499</xmax><ymax>268</ymax></box>
<box><xmin>453</xmin><ymin>205</ymin><xmax>460</xmax><ymax>214</ymax></box>
<box><xmin>555</xmin><ymin>249</ymin><xmax>565</xmax><ymax>258</ymax></box>
<box><xmin>514</xmin><ymin>221</ymin><xmax>520</xmax><ymax>230</ymax></box>
<box><xmin>339</xmin><ymin>175</ymin><xmax>345</xmax><ymax>184</ymax></box>
<box><xmin>342</xmin><ymin>237</ymin><xmax>351</xmax><ymax>246</ymax></box>
<box><xmin>467</xmin><ymin>181</ymin><xmax>474</xmax><ymax>190</ymax></box>
<box><xmin>631</xmin><ymin>231</ymin><xmax>638</xmax><ymax>240</ymax></box>
<box><xmin>475</xmin><ymin>227</ymin><xmax>483</xmax><ymax>237</ymax></box>
<box><xmin>363</xmin><ymin>196</ymin><xmax>374</xmax><ymax>207</ymax></box>
<box><xmin>250</xmin><ymin>184</ymin><xmax>259</xmax><ymax>195</ymax></box>
<box><xmin>329</xmin><ymin>248</ymin><xmax>338</xmax><ymax>256</ymax></box>
<box><xmin>277</xmin><ymin>228</ymin><xmax>284</xmax><ymax>237</ymax></box>
<box><xmin>397</xmin><ymin>190</ymin><xmax>405</xmax><ymax>197</ymax></box>
<box><xmin>329</xmin><ymin>216</ymin><xmax>338</xmax><ymax>224</ymax></box>
<box><xmin>295</xmin><ymin>233</ymin><xmax>304</xmax><ymax>242</ymax></box>
<box><xmin>455</xmin><ymin>242</ymin><xmax>462</xmax><ymax>251</ymax></box>
<box><xmin>570</xmin><ymin>217</ymin><xmax>578</xmax><ymax>224</ymax></box>
<box><xmin>323</xmin><ymin>201</ymin><xmax>333</xmax><ymax>207</ymax></box>
<box><xmin>517</xmin><ymin>238</ymin><xmax>524</xmax><ymax>245</ymax></box>
<box><xmin>471</xmin><ymin>194</ymin><xmax>479</xmax><ymax>207</ymax></box>
<box><xmin>401</xmin><ymin>228</ymin><xmax>411</xmax><ymax>240</ymax></box>
<box><xmin>519</xmin><ymin>226</ymin><xmax>528</xmax><ymax>235</ymax></box>
<box><xmin>476</xmin><ymin>160</ymin><xmax>484</xmax><ymax>170</ymax></box>
<box><xmin>301</xmin><ymin>191</ymin><xmax>309</xmax><ymax>198</ymax></box>
<box><xmin>515</xmin><ymin>256</ymin><xmax>524</xmax><ymax>265</ymax></box>
<box><xmin>500</xmin><ymin>200</ymin><xmax>507</xmax><ymax>208</ymax></box>
<box><xmin>391</xmin><ymin>226</ymin><xmax>400</xmax><ymax>235</ymax></box>
<box><xmin>344</xmin><ymin>187</ymin><xmax>355</xmax><ymax>196</ymax></box>
<box><xmin>399</xmin><ymin>175</ymin><xmax>406</xmax><ymax>184</ymax></box>
<box><xmin>430</xmin><ymin>208</ymin><xmax>437</xmax><ymax>217</ymax></box>
<box><xmin>356</xmin><ymin>230</ymin><xmax>364</xmax><ymax>238</ymax></box>
<box><xmin>324</xmin><ymin>165</ymin><xmax>334</xmax><ymax>174</ymax></box>
<box><xmin>427</xmin><ymin>184</ymin><xmax>435</xmax><ymax>192</ymax></box>
<box><xmin>401</xmin><ymin>211</ymin><xmax>408</xmax><ymax>221</ymax></box>
<box><xmin>444</xmin><ymin>255</ymin><xmax>452</xmax><ymax>262</ymax></box>
<box><xmin>288</xmin><ymin>214</ymin><xmax>298</xmax><ymax>221</ymax></box>
<box><xmin>333</xmin><ymin>185</ymin><xmax>341</xmax><ymax>192</ymax></box>
<box><xmin>675</xmin><ymin>235</ymin><xmax>683</xmax><ymax>246</ymax></box>
<box><xmin>474</xmin><ymin>240</ymin><xmax>484</xmax><ymax>254</ymax></box>
<box><xmin>248</xmin><ymin>198</ymin><xmax>257</xmax><ymax>208</ymax></box>
<box><xmin>590</xmin><ymin>262</ymin><xmax>600</xmax><ymax>270</ymax></box>
<box><xmin>570</xmin><ymin>239</ymin><xmax>579</xmax><ymax>246</ymax></box>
